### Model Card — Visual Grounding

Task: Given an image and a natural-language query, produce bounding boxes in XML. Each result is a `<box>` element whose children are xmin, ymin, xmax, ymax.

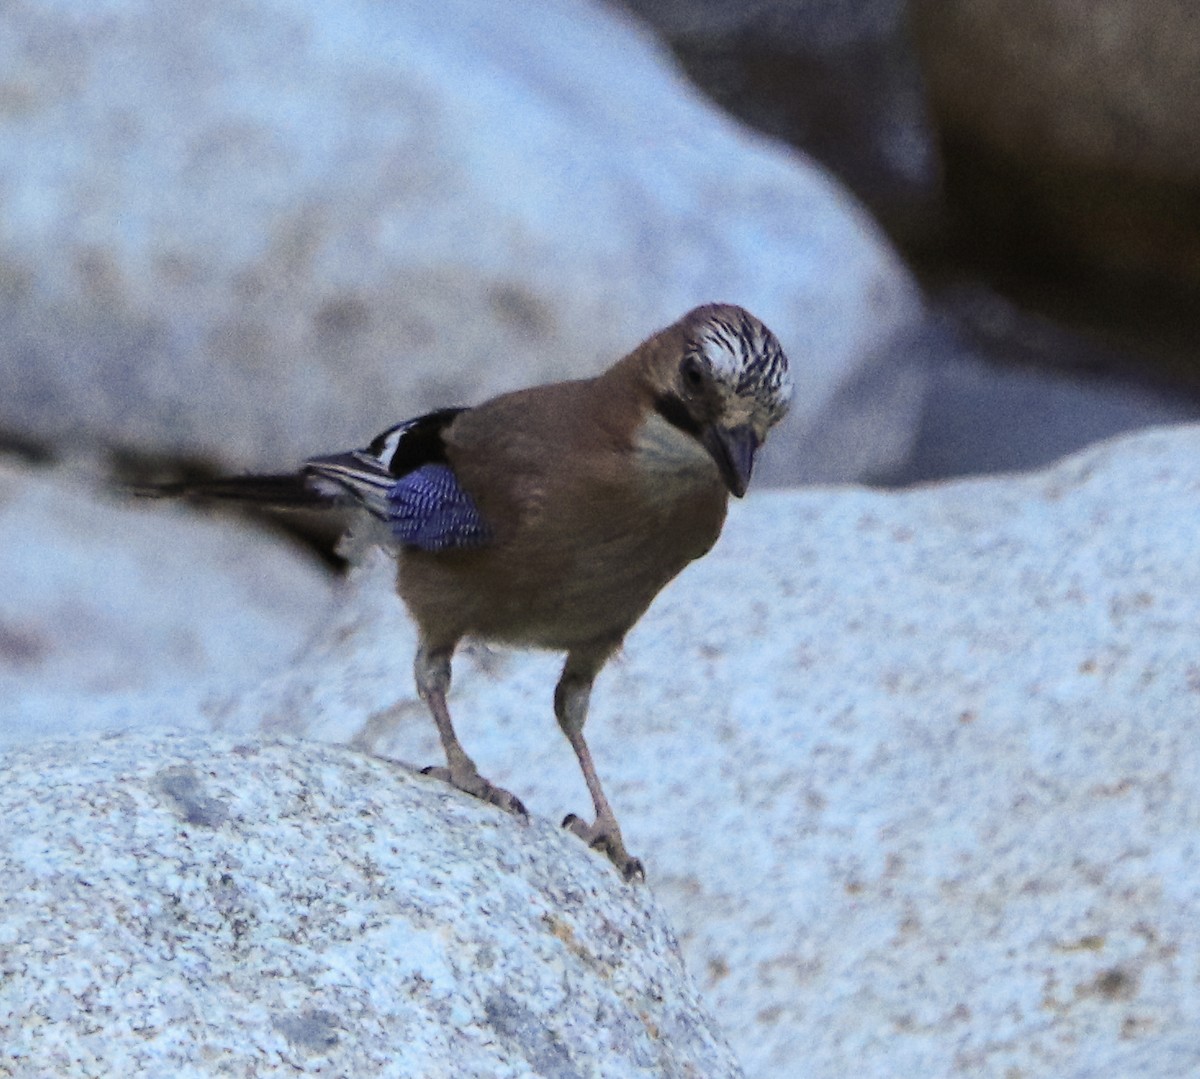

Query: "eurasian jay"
<box><xmin>151</xmin><ymin>303</ymin><xmax>792</xmax><ymax>879</ymax></box>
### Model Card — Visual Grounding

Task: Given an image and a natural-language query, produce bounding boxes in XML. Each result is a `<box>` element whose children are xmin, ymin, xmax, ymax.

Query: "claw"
<box><xmin>421</xmin><ymin>765</ymin><xmax>527</xmax><ymax>817</ymax></box>
<box><xmin>562</xmin><ymin>813</ymin><xmax>644</xmax><ymax>882</ymax></box>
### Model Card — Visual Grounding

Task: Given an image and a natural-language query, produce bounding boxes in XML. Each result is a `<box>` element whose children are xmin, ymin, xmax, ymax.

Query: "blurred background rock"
<box><xmin>618</xmin><ymin>0</ymin><xmax>1200</xmax><ymax>479</ymax></box>
<box><xmin>0</xmin><ymin>0</ymin><xmax>920</xmax><ymax>496</ymax></box>
<box><xmin>1</xmin><ymin>0</ymin><xmax>1197</xmax><ymax>503</ymax></box>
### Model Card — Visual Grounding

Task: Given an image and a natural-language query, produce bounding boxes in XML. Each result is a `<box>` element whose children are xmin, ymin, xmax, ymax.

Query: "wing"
<box><xmin>386</xmin><ymin>463</ymin><xmax>493</xmax><ymax>552</ymax></box>
<box><xmin>304</xmin><ymin>408</ymin><xmax>493</xmax><ymax>552</ymax></box>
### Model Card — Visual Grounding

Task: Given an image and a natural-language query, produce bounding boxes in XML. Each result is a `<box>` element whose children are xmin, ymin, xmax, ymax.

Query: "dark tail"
<box><xmin>133</xmin><ymin>472</ymin><xmax>328</xmax><ymax>509</ymax></box>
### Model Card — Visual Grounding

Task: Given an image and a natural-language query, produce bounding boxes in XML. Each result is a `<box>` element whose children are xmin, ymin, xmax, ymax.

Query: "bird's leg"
<box><xmin>415</xmin><ymin>642</ymin><xmax>526</xmax><ymax>817</ymax></box>
<box><xmin>556</xmin><ymin>647</ymin><xmax>644</xmax><ymax>881</ymax></box>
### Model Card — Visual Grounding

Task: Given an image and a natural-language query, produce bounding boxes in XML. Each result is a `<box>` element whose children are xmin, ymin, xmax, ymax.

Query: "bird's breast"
<box><xmin>398</xmin><ymin>468</ymin><xmax>726</xmax><ymax>652</ymax></box>
<box><xmin>397</xmin><ymin>390</ymin><xmax>729</xmax><ymax>651</ymax></box>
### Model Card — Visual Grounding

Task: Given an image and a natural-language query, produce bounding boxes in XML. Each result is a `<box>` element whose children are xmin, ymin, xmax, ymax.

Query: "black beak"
<box><xmin>703</xmin><ymin>423</ymin><xmax>758</xmax><ymax>498</ymax></box>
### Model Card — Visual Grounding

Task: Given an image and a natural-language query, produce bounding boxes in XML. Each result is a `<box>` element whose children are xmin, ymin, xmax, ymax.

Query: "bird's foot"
<box><xmin>562</xmin><ymin>812</ymin><xmax>645</xmax><ymax>882</ymax></box>
<box><xmin>421</xmin><ymin>765</ymin><xmax>527</xmax><ymax>817</ymax></box>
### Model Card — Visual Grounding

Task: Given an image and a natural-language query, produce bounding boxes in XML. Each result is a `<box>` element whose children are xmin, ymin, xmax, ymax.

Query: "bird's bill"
<box><xmin>703</xmin><ymin>423</ymin><xmax>757</xmax><ymax>498</ymax></box>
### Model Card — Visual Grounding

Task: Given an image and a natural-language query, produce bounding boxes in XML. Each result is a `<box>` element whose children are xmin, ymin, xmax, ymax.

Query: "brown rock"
<box><xmin>913</xmin><ymin>0</ymin><xmax>1200</xmax><ymax>290</ymax></box>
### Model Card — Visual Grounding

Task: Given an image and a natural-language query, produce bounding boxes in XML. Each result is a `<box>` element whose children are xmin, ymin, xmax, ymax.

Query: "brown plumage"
<box><xmin>145</xmin><ymin>303</ymin><xmax>792</xmax><ymax>879</ymax></box>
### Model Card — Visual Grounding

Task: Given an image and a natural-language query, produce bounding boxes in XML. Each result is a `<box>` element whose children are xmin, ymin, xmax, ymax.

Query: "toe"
<box><xmin>421</xmin><ymin>764</ymin><xmax>526</xmax><ymax>818</ymax></box>
<box><xmin>561</xmin><ymin>813</ymin><xmax>643</xmax><ymax>882</ymax></box>
<box><xmin>487</xmin><ymin>785</ymin><xmax>527</xmax><ymax>817</ymax></box>
<box><xmin>621</xmin><ymin>856</ymin><xmax>646</xmax><ymax>883</ymax></box>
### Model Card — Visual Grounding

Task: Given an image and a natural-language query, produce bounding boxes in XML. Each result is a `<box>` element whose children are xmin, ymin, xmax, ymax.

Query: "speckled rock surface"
<box><xmin>0</xmin><ymin>0</ymin><xmax>920</xmax><ymax>485</ymax></box>
<box><xmin>219</xmin><ymin>424</ymin><xmax>1200</xmax><ymax>1078</ymax></box>
<box><xmin>0</xmin><ymin>732</ymin><xmax>742</xmax><ymax>1078</ymax></box>
<box><xmin>8</xmin><ymin>425</ymin><xmax>1200</xmax><ymax>1077</ymax></box>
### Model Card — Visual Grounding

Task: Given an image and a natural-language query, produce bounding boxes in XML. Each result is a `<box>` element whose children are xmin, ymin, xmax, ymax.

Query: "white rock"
<box><xmin>215</xmin><ymin>423</ymin><xmax>1200</xmax><ymax>1078</ymax></box>
<box><xmin>0</xmin><ymin>462</ymin><xmax>333</xmax><ymax>743</ymax></box>
<box><xmin>0</xmin><ymin>0</ymin><xmax>921</xmax><ymax>484</ymax></box>
<box><xmin>0</xmin><ymin>731</ymin><xmax>743</xmax><ymax>1078</ymax></box>
<box><xmin>13</xmin><ymin>422</ymin><xmax>1200</xmax><ymax>1076</ymax></box>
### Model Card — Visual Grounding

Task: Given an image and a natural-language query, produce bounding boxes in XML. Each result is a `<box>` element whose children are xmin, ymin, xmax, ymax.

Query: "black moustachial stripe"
<box><xmin>652</xmin><ymin>392</ymin><xmax>702</xmax><ymax>439</ymax></box>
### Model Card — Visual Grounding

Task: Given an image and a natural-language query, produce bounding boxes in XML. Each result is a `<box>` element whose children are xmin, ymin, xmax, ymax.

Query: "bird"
<box><xmin>146</xmin><ymin>303</ymin><xmax>792</xmax><ymax>879</ymax></box>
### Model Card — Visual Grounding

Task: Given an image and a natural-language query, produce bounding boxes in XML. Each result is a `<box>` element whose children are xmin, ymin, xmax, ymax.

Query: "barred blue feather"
<box><xmin>289</xmin><ymin>409</ymin><xmax>492</xmax><ymax>552</ymax></box>
<box><xmin>387</xmin><ymin>464</ymin><xmax>493</xmax><ymax>552</ymax></box>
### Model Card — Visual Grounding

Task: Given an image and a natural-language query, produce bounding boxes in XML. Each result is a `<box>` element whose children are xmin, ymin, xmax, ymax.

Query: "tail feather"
<box><xmin>134</xmin><ymin>472</ymin><xmax>327</xmax><ymax>508</ymax></box>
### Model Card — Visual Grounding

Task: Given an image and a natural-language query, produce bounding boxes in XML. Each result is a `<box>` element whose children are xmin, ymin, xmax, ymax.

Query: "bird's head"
<box><xmin>642</xmin><ymin>304</ymin><xmax>792</xmax><ymax>498</ymax></box>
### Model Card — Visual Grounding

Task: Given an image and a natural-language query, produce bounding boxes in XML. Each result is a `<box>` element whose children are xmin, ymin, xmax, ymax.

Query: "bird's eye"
<box><xmin>680</xmin><ymin>356</ymin><xmax>705</xmax><ymax>392</ymax></box>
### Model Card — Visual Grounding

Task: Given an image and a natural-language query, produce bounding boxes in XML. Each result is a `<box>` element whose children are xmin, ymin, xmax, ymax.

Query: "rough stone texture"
<box><xmin>0</xmin><ymin>732</ymin><xmax>743</xmax><ymax>1078</ymax></box>
<box><xmin>226</xmin><ymin>424</ymin><xmax>1200</xmax><ymax>1078</ymax></box>
<box><xmin>0</xmin><ymin>460</ymin><xmax>334</xmax><ymax>743</ymax></box>
<box><xmin>9</xmin><ymin>424</ymin><xmax>1200</xmax><ymax>1077</ymax></box>
<box><xmin>912</xmin><ymin>0</ymin><xmax>1200</xmax><ymax>290</ymax></box>
<box><xmin>0</xmin><ymin>0</ymin><xmax>921</xmax><ymax>485</ymax></box>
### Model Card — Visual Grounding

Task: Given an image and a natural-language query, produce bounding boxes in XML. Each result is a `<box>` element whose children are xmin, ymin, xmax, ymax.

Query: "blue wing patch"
<box><xmin>387</xmin><ymin>464</ymin><xmax>493</xmax><ymax>552</ymax></box>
